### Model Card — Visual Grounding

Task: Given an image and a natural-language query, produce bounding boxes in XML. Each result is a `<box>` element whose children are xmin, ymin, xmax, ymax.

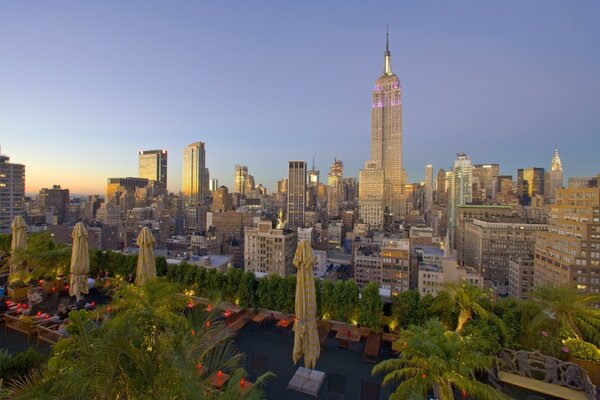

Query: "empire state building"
<box><xmin>370</xmin><ymin>31</ymin><xmax>405</xmax><ymax>218</ymax></box>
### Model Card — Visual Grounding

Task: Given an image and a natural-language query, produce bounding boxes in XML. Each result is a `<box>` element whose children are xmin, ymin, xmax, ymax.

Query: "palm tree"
<box><xmin>373</xmin><ymin>319</ymin><xmax>508</xmax><ymax>400</ymax></box>
<box><xmin>7</xmin><ymin>280</ymin><xmax>271</xmax><ymax>399</ymax></box>
<box><xmin>529</xmin><ymin>285</ymin><xmax>600</xmax><ymax>346</ymax></box>
<box><xmin>432</xmin><ymin>283</ymin><xmax>506</xmax><ymax>336</ymax></box>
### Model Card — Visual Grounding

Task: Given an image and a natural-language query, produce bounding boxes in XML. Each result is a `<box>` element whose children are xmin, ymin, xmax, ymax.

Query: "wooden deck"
<box><xmin>227</xmin><ymin>309</ymin><xmax>255</xmax><ymax>332</ymax></box>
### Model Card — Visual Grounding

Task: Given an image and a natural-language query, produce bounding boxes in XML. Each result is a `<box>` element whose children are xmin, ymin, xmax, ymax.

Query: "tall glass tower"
<box><xmin>371</xmin><ymin>30</ymin><xmax>404</xmax><ymax>218</ymax></box>
<box><xmin>182</xmin><ymin>142</ymin><xmax>206</xmax><ymax>207</ymax></box>
<box><xmin>139</xmin><ymin>149</ymin><xmax>168</xmax><ymax>189</ymax></box>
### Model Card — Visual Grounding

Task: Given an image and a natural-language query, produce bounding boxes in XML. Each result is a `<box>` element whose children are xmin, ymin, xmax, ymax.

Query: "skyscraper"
<box><xmin>39</xmin><ymin>185</ymin><xmax>70</xmax><ymax>224</ymax></box>
<box><xmin>138</xmin><ymin>150</ymin><xmax>168</xmax><ymax>189</ymax></box>
<box><xmin>182</xmin><ymin>142</ymin><xmax>206</xmax><ymax>207</ymax></box>
<box><xmin>234</xmin><ymin>165</ymin><xmax>248</xmax><ymax>194</ymax></box>
<box><xmin>547</xmin><ymin>148</ymin><xmax>563</xmax><ymax>202</ymax></box>
<box><xmin>448</xmin><ymin>153</ymin><xmax>473</xmax><ymax>237</ymax></box>
<box><xmin>287</xmin><ymin>161</ymin><xmax>306</xmax><ymax>230</ymax></box>
<box><xmin>209</xmin><ymin>179</ymin><xmax>219</xmax><ymax>193</ymax></box>
<box><xmin>371</xmin><ymin>30</ymin><xmax>404</xmax><ymax>219</ymax></box>
<box><xmin>0</xmin><ymin>151</ymin><xmax>25</xmax><ymax>233</ymax></box>
<box><xmin>327</xmin><ymin>159</ymin><xmax>343</xmax><ymax>218</ymax></box>
<box><xmin>472</xmin><ymin>164</ymin><xmax>499</xmax><ymax>204</ymax></box>
<box><xmin>434</xmin><ymin>168</ymin><xmax>447</xmax><ymax>206</ymax></box>
<box><xmin>424</xmin><ymin>164</ymin><xmax>433</xmax><ymax>211</ymax></box>
<box><xmin>517</xmin><ymin>167</ymin><xmax>545</xmax><ymax>206</ymax></box>
<box><xmin>359</xmin><ymin>161</ymin><xmax>384</xmax><ymax>228</ymax></box>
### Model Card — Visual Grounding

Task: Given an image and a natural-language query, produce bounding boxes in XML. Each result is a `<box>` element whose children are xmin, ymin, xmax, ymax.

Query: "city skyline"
<box><xmin>2</xmin><ymin>1</ymin><xmax>600</xmax><ymax>195</ymax></box>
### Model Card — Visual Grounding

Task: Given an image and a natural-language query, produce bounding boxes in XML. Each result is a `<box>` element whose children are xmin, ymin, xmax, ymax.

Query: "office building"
<box><xmin>508</xmin><ymin>257</ymin><xmax>535</xmax><ymax>300</ymax></box>
<box><xmin>39</xmin><ymin>185</ymin><xmax>70</xmax><ymax>224</ymax></box>
<box><xmin>244</xmin><ymin>220</ymin><xmax>297</xmax><ymax>276</ymax></box>
<box><xmin>358</xmin><ymin>161</ymin><xmax>384</xmax><ymax>228</ymax></box>
<box><xmin>0</xmin><ymin>152</ymin><xmax>25</xmax><ymax>233</ymax></box>
<box><xmin>209</xmin><ymin>179</ymin><xmax>219</xmax><ymax>193</ymax></box>
<box><xmin>106</xmin><ymin>177</ymin><xmax>149</xmax><ymax>200</ymax></box>
<box><xmin>211</xmin><ymin>186</ymin><xmax>232</xmax><ymax>212</ymax></box>
<box><xmin>517</xmin><ymin>167</ymin><xmax>545</xmax><ymax>206</ymax></box>
<box><xmin>455</xmin><ymin>205</ymin><xmax>514</xmax><ymax>264</ymax></box>
<box><xmin>472</xmin><ymin>164</ymin><xmax>499</xmax><ymax>204</ymax></box>
<box><xmin>354</xmin><ymin>242</ymin><xmax>382</xmax><ymax>289</ymax></box>
<box><xmin>327</xmin><ymin>159</ymin><xmax>343</xmax><ymax>218</ymax></box>
<box><xmin>434</xmin><ymin>168</ymin><xmax>447</xmax><ymax>206</ymax></box>
<box><xmin>182</xmin><ymin>142</ymin><xmax>207</xmax><ymax>207</ymax></box>
<box><xmin>234</xmin><ymin>165</ymin><xmax>249</xmax><ymax>194</ymax></box>
<box><xmin>534</xmin><ymin>179</ymin><xmax>600</xmax><ymax>293</ymax></box>
<box><xmin>424</xmin><ymin>164</ymin><xmax>433</xmax><ymax>210</ymax></box>
<box><xmin>381</xmin><ymin>237</ymin><xmax>411</xmax><ymax>295</ymax></box>
<box><xmin>277</xmin><ymin>178</ymin><xmax>288</xmax><ymax>195</ymax></box>
<box><xmin>370</xmin><ymin>30</ymin><xmax>405</xmax><ymax>219</ymax></box>
<box><xmin>546</xmin><ymin>149</ymin><xmax>563</xmax><ymax>202</ymax></box>
<box><xmin>138</xmin><ymin>150</ymin><xmax>168</xmax><ymax>189</ymax></box>
<box><xmin>418</xmin><ymin>258</ymin><xmax>483</xmax><ymax>297</ymax></box>
<box><xmin>463</xmin><ymin>217</ymin><xmax>546</xmax><ymax>284</ymax></box>
<box><xmin>448</xmin><ymin>153</ymin><xmax>473</xmax><ymax>244</ymax></box>
<box><xmin>287</xmin><ymin>161</ymin><xmax>306</xmax><ymax>230</ymax></box>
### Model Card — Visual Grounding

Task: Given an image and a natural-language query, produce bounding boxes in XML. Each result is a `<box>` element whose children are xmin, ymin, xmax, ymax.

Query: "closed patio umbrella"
<box><xmin>134</xmin><ymin>227</ymin><xmax>156</xmax><ymax>286</ymax></box>
<box><xmin>292</xmin><ymin>240</ymin><xmax>320</xmax><ymax>370</ymax></box>
<box><xmin>69</xmin><ymin>222</ymin><xmax>89</xmax><ymax>299</ymax></box>
<box><xmin>9</xmin><ymin>216</ymin><xmax>28</xmax><ymax>283</ymax></box>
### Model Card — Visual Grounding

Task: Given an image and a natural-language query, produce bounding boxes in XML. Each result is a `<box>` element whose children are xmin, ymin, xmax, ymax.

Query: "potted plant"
<box><xmin>8</xmin><ymin>270</ymin><xmax>33</xmax><ymax>301</ymax></box>
<box><xmin>564</xmin><ymin>338</ymin><xmax>600</xmax><ymax>386</ymax></box>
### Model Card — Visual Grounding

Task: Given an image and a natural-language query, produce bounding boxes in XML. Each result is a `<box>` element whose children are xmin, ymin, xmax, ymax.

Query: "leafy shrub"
<box><xmin>0</xmin><ymin>348</ymin><xmax>47</xmax><ymax>383</ymax></box>
<box><xmin>564</xmin><ymin>339</ymin><xmax>600</xmax><ymax>361</ymax></box>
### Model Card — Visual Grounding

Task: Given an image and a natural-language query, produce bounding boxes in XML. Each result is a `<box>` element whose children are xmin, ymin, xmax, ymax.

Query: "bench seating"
<box><xmin>36</xmin><ymin>324</ymin><xmax>65</xmax><ymax>346</ymax></box>
<box><xmin>4</xmin><ymin>314</ymin><xmax>36</xmax><ymax>343</ymax></box>
<box><xmin>363</xmin><ymin>332</ymin><xmax>382</xmax><ymax>364</ymax></box>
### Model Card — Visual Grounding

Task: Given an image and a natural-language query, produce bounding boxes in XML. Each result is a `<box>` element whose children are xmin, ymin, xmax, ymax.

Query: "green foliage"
<box><xmin>564</xmin><ymin>338</ymin><xmax>600</xmax><ymax>361</ymax></box>
<box><xmin>332</xmin><ymin>280</ymin><xmax>358</xmax><ymax>322</ymax></box>
<box><xmin>155</xmin><ymin>256</ymin><xmax>168</xmax><ymax>276</ymax></box>
<box><xmin>256</xmin><ymin>275</ymin><xmax>277</xmax><ymax>310</ymax></box>
<box><xmin>0</xmin><ymin>349</ymin><xmax>47</xmax><ymax>384</ymax></box>
<box><xmin>529</xmin><ymin>285</ymin><xmax>600</xmax><ymax>347</ymax></box>
<box><xmin>461</xmin><ymin>318</ymin><xmax>503</xmax><ymax>355</ymax></box>
<box><xmin>320</xmin><ymin>280</ymin><xmax>335</xmax><ymax>318</ymax></box>
<box><xmin>89</xmin><ymin>249</ymin><xmax>137</xmax><ymax>278</ymax></box>
<box><xmin>373</xmin><ymin>319</ymin><xmax>509</xmax><ymax>400</ymax></box>
<box><xmin>391</xmin><ymin>289</ymin><xmax>426</xmax><ymax>329</ymax></box>
<box><xmin>6</xmin><ymin>280</ymin><xmax>270</xmax><ymax>399</ymax></box>
<box><xmin>238</xmin><ymin>272</ymin><xmax>257</xmax><ymax>308</ymax></box>
<box><xmin>225</xmin><ymin>267</ymin><xmax>243</xmax><ymax>302</ymax></box>
<box><xmin>359</xmin><ymin>282</ymin><xmax>384</xmax><ymax>331</ymax></box>
<box><xmin>432</xmin><ymin>283</ymin><xmax>507</xmax><ymax>340</ymax></box>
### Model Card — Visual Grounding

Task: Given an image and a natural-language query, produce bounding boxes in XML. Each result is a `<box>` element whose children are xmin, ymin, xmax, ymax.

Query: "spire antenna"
<box><xmin>384</xmin><ymin>26</ymin><xmax>392</xmax><ymax>75</ymax></box>
<box><xmin>386</xmin><ymin>24</ymin><xmax>389</xmax><ymax>53</ymax></box>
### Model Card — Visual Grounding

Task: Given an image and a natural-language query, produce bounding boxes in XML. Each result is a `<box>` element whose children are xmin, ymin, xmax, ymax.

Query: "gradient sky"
<box><xmin>1</xmin><ymin>1</ymin><xmax>599</xmax><ymax>196</ymax></box>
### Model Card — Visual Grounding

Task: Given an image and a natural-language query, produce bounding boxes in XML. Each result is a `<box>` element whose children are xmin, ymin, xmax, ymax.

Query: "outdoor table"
<box><xmin>208</xmin><ymin>371</ymin><xmax>230</xmax><ymax>389</ymax></box>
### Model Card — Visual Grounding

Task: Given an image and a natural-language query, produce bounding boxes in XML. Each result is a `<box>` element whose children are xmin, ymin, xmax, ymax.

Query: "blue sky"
<box><xmin>1</xmin><ymin>1</ymin><xmax>599</xmax><ymax>195</ymax></box>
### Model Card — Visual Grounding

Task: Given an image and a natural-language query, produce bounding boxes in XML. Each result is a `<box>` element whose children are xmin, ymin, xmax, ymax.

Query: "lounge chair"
<box><xmin>325</xmin><ymin>372</ymin><xmax>346</xmax><ymax>400</ymax></box>
<box><xmin>360</xmin><ymin>380</ymin><xmax>381</xmax><ymax>400</ymax></box>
